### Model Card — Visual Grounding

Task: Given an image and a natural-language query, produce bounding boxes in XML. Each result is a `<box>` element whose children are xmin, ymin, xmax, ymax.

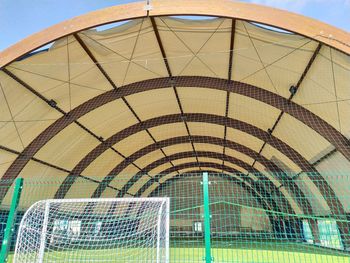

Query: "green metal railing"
<box><xmin>0</xmin><ymin>178</ymin><xmax>23</xmax><ymax>263</ymax></box>
<box><xmin>0</xmin><ymin>173</ymin><xmax>349</xmax><ymax>263</ymax></box>
<box><xmin>202</xmin><ymin>172</ymin><xmax>212</xmax><ymax>263</ymax></box>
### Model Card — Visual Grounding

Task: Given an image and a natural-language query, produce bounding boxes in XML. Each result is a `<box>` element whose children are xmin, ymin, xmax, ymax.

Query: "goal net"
<box><xmin>13</xmin><ymin>198</ymin><xmax>170</xmax><ymax>263</ymax></box>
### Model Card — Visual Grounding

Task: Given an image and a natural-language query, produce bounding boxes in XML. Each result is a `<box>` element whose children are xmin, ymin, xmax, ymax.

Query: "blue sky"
<box><xmin>0</xmin><ymin>0</ymin><xmax>349</xmax><ymax>52</ymax></box>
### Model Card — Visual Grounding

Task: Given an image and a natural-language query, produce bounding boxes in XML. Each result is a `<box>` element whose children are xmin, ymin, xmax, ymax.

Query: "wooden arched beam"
<box><xmin>137</xmin><ymin>161</ymin><xmax>286</xmax><ymax>202</ymax></box>
<box><xmin>117</xmin><ymin>151</ymin><xmax>300</xmax><ymax>214</ymax></box>
<box><xmin>0</xmin><ymin>0</ymin><xmax>347</xmax><ymax>243</ymax></box>
<box><xmin>148</xmin><ymin>171</ymin><xmax>277</xmax><ymax>226</ymax></box>
<box><xmin>148</xmin><ymin>171</ymin><xmax>273</xmax><ymax>208</ymax></box>
<box><xmin>96</xmin><ymin>133</ymin><xmax>308</xmax><ymax>214</ymax></box>
<box><xmin>2</xmin><ymin>75</ymin><xmax>349</xmax><ymax>201</ymax></box>
<box><xmin>52</xmin><ymin>113</ymin><xmax>317</xmax><ymax>198</ymax></box>
<box><xmin>134</xmin><ymin>150</ymin><xmax>261</xmax><ymax>181</ymax></box>
<box><xmin>0</xmin><ymin>0</ymin><xmax>347</xmax><ymax>244</ymax></box>
<box><xmin>147</xmin><ymin>170</ymin><xmax>319</xmax><ymax>243</ymax></box>
<box><xmin>127</xmin><ymin>150</ymin><xmax>291</xmax><ymax>211</ymax></box>
<box><xmin>0</xmin><ymin>77</ymin><xmax>346</xmax><ymax>244</ymax></box>
<box><xmin>118</xmin><ymin>151</ymin><xmax>267</xmax><ymax>195</ymax></box>
<box><xmin>1</xmin><ymin>0</ymin><xmax>349</xmax><ymax>68</ymax></box>
<box><xmin>148</xmin><ymin>171</ymin><xmax>244</xmax><ymax>198</ymax></box>
<box><xmin>85</xmin><ymin>134</ymin><xmax>312</xmax><ymax>219</ymax></box>
<box><xmin>45</xmin><ymin>112</ymin><xmax>345</xmax><ymax>226</ymax></box>
<box><xmin>131</xmin><ymin>150</ymin><xmax>258</xmax><ymax>182</ymax></box>
<box><xmin>0</xmin><ymin>74</ymin><xmax>345</xmax><ymax>226</ymax></box>
<box><xmin>142</xmin><ymin>161</ymin><xmax>255</xmax><ymax>190</ymax></box>
<box><xmin>114</xmin><ymin>147</ymin><xmax>306</xmax><ymax>216</ymax></box>
<box><xmin>48</xmin><ymin>112</ymin><xmax>344</xmax><ymax>243</ymax></box>
<box><xmin>124</xmin><ymin>151</ymin><xmax>294</xmax><ymax>214</ymax></box>
<box><xmin>116</xmin><ymin>146</ymin><xmax>297</xmax><ymax>193</ymax></box>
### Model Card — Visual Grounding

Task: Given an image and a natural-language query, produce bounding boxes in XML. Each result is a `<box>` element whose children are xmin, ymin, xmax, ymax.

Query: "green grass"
<box><xmin>6</xmin><ymin>243</ymin><xmax>350</xmax><ymax>263</ymax></box>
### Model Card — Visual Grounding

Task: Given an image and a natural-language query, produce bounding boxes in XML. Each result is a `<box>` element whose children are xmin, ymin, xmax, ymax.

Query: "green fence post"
<box><xmin>202</xmin><ymin>172</ymin><xmax>212</xmax><ymax>263</ymax></box>
<box><xmin>0</xmin><ymin>178</ymin><xmax>23</xmax><ymax>263</ymax></box>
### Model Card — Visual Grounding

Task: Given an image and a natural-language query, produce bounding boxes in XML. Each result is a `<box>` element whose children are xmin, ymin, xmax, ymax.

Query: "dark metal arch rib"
<box><xmin>139</xmin><ymin>161</ymin><xmax>319</xmax><ymax>242</ymax></box>
<box><xmin>148</xmin><ymin>170</ymin><xmax>278</xmax><ymax>211</ymax></box>
<box><xmin>47</xmin><ymin>113</ymin><xmax>343</xmax><ymax>222</ymax></box>
<box><xmin>107</xmin><ymin>138</ymin><xmax>320</xmax><ymax>241</ymax></box>
<box><xmin>74</xmin><ymin>32</ymin><xmax>180</xmax><ymax>177</ymax></box>
<box><xmin>53</xmin><ymin>113</ymin><xmax>317</xmax><ymax>199</ymax></box>
<box><xmin>148</xmin><ymin>171</ymin><xmax>277</xmax><ymax>225</ymax></box>
<box><xmin>114</xmin><ymin>146</ymin><xmax>308</xmax><ymax>214</ymax></box>
<box><xmin>70</xmin><ymin>113</ymin><xmax>346</xmax><ymax>244</ymax></box>
<box><xmin>127</xmin><ymin>151</ymin><xmax>294</xmax><ymax>214</ymax></box>
<box><xmin>0</xmin><ymin>77</ymin><xmax>347</xmax><ymax>238</ymax></box>
<box><xmin>3</xmin><ymin>75</ymin><xmax>349</xmax><ymax>199</ymax></box>
<box><xmin>134</xmin><ymin>150</ymin><xmax>258</xmax><ymax>183</ymax></box>
<box><xmin>146</xmin><ymin>169</ymin><xmax>319</xmax><ymax>243</ymax></box>
<box><xmin>114</xmin><ymin>146</ymin><xmax>297</xmax><ymax>210</ymax></box>
<box><xmin>149</xmin><ymin>171</ymin><xmax>271</xmax><ymax>208</ymax></box>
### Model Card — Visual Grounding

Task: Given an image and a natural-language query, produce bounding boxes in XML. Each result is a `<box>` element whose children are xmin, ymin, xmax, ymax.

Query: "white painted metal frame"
<box><xmin>38</xmin><ymin>202</ymin><xmax>50</xmax><ymax>263</ymax></box>
<box><xmin>14</xmin><ymin>197</ymin><xmax>170</xmax><ymax>263</ymax></box>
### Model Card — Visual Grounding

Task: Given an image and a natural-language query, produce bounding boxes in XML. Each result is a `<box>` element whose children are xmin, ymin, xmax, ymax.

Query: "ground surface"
<box><xmin>7</xmin><ymin>242</ymin><xmax>350</xmax><ymax>263</ymax></box>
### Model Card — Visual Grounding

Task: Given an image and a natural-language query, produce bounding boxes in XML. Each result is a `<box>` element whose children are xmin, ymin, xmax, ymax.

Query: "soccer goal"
<box><xmin>13</xmin><ymin>198</ymin><xmax>170</xmax><ymax>263</ymax></box>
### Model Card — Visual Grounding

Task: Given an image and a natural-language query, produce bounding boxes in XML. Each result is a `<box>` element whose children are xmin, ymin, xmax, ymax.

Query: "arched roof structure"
<box><xmin>0</xmin><ymin>0</ymin><xmax>349</xmax><ymax>246</ymax></box>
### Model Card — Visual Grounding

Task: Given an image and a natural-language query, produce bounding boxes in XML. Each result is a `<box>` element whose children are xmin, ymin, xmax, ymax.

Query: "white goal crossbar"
<box><xmin>14</xmin><ymin>197</ymin><xmax>170</xmax><ymax>263</ymax></box>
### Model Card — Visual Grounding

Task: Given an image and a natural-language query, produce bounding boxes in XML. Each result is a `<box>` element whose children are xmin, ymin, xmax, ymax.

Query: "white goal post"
<box><xmin>14</xmin><ymin>198</ymin><xmax>170</xmax><ymax>263</ymax></box>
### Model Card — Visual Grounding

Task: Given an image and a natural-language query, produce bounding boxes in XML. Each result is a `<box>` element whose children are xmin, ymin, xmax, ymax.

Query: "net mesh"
<box><xmin>13</xmin><ymin>198</ymin><xmax>169</xmax><ymax>263</ymax></box>
<box><xmin>0</xmin><ymin>8</ymin><xmax>349</xmax><ymax>263</ymax></box>
<box><xmin>0</xmin><ymin>174</ymin><xmax>349</xmax><ymax>262</ymax></box>
<box><xmin>151</xmin><ymin>174</ymin><xmax>350</xmax><ymax>263</ymax></box>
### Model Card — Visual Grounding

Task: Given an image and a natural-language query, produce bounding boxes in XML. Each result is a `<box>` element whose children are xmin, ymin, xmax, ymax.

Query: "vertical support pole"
<box><xmin>202</xmin><ymin>172</ymin><xmax>212</xmax><ymax>263</ymax></box>
<box><xmin>38</xmin><ymin>201</ymin><xmax>50</xmax><ymax>263</ymax></box>
<box><xmin>0</xmin><ymin>178</ymin><xmax>23</xmax><ymax>263</ymax></box>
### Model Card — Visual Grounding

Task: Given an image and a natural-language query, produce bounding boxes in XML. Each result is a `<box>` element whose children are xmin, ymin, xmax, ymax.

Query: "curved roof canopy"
<box><xmin>0</xmin><ymin>0</ymin><xmax>350</xmax><ymax>228</ymax></box>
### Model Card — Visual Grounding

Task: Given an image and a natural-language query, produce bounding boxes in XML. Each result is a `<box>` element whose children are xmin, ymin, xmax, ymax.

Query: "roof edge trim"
<box><xmin>1</xmin><ymin>0</ymin><xmax>349</xmax><ymax>68</ymax></box>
